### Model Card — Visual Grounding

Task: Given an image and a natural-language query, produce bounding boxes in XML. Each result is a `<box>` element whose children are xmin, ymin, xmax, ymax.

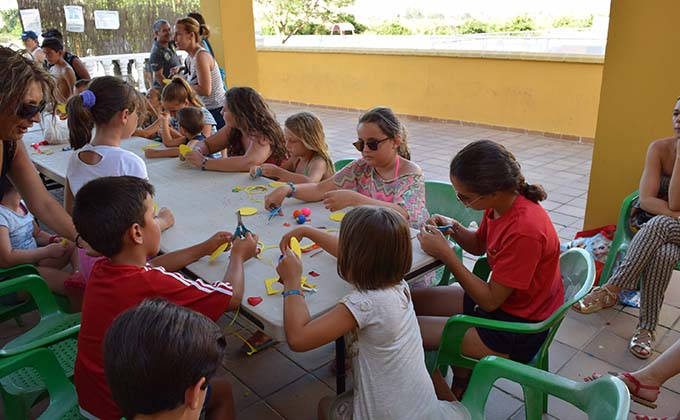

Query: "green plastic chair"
<box><xmin>431</xmin><ymin>248</ymin><xmax>595</xmax><ymax>418</ymax></box>
<box><xmin>0</xmin><ymin>347</ymin><xmax>82</xmax><ymax>420</ymax></box>
<box><xmin>333</xmin><ymin>158</ymin><xmax>354</xmax><ymax>172</ymax></box>
<box><xmin>462</xmin><ymin>356</ymin><xmax>630</xmax><ymax>420</ymax></box>
<box><xmin>424</xmin><ymin>180</ymin><xmax>485</xmax><ymax>285</ymax></box>
<box><xmin>599</xmin><ymin>190</ymin><xmax>680</xmax><ymax>285</ymax></box>
<box><xmin>0</xmin><ymin>264</ymin><xmax>71</xmax><ymax>324</ymax></box>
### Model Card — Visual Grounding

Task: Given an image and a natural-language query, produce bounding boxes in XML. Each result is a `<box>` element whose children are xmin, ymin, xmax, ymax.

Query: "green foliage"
<box><xmin>553</xmin><ymin>14</ymin><xmax>594</xmax><ymax>28</ymax></box>
<box><xmin>372</xmin><ymin>21</ymin><xmax>412</xmax><ymax>35</ymax></box>
<box><xmin>420</xmin><ymin>24</ymin><xmax>456</xmax><ymax>36</ymax></box>
<box><xmin>457</xmin><ymin>18</ymin><xmax>494</xmax><ymax>34</ymax></box>
<box><xmin>260</xmin><ymin>25</ymin><xmax>277</xmax><ymax>35</ymax></box>
<box><xmin>0</xmin><ymin>8</ymin><xmax>23</xmax><ymax>40</ymax></box>
<box><xmin>256</xmin><ymin>0</ymin><xmax>355</xmax><ymax>44</ymax></box>
<box><xmin>499</xmin><ymin>14</ymin><xmax>535</xmax><ymax>32</ymax></box>
<box><xmin>296</xmin><ymin>22</ymin><xmax>329</xmax><ymax>35</ymax></box>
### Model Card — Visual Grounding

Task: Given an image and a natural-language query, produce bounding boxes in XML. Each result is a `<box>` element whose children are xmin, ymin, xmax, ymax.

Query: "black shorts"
<box><xmin>463</xmin><ymin>293</ymin><xmax>549</xmax><ymax>364</ymax></box>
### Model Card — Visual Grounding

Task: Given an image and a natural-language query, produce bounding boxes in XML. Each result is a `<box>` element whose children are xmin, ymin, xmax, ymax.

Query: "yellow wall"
<box><xmin>584</xmin><ymin>0</ymin><xmax>680</xmax><ymax>228</ymax></box>
<box><xmin>258</xmin><ymin>50</ymin><xmax>603</xmax><ymax>138</ymax></box>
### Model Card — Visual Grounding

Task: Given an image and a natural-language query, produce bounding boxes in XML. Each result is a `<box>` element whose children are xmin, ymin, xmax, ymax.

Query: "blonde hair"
<box><xmin>161</xmin><ymin>77</ymin><xmax>204</xmax><ymax>108</ymax></box>
<box><xmin>175</xmin><ymin>17</ymin><xmax>201</xmax><ymax>44</ymax></box>
<box><xmin>284</xmin><ymin>112</ymin><xmax>334</xmax><ymax>176</ymax></box>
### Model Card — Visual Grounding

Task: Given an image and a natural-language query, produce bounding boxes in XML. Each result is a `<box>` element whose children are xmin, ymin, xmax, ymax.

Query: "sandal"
<box><xmin>635</xmin><ymin>415</ymin><xmax>674</xmax><ymax>420</ymax></box>
<box><xmin>572</xmin><ymin>286</ymin><xmax>618</xmax><ymax>314</ymax></box>
<box><xmin>239</xmin><ymin>330</ymin><xmax>276</xmax><ymax>356</ymax></box>
<box><xmin>629</xmin><ymin>328</ymin><xmax>655</xmax><ymax>360</ymax></box>
<box><xmin>619</xmin><ymin>372</ymin><xmax>660</xmax><ymax>408</ymax></box>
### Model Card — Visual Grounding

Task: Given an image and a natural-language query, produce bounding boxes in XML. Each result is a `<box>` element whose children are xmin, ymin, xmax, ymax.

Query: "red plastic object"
<box><xmin>283</xmin><ymin>222</ymin><xmax>291</xmax><ymax>227</ymax></box>
<box><xmin>247</xmin><ymin>296</ymin><xmax>263</xmax><ymax>306</ymax></box>
<box><xmin>308</xmin><ymin>271</ymin><xmax>320</xmax><ymax>277</ymax></box>
<box><xmin>293</xmin><ymin>209</ymin><xmax>302</xmax><ymax>218</ymax></box>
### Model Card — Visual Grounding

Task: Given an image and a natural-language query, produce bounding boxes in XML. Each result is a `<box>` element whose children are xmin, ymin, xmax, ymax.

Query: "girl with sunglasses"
<box><xmin>0</xmin><ymin>47</ymin><xmax>80</xmax><ymax>255</ymax></box>
<box><xmin>413</xmin><ymin>140</ymin><xmax>563</xmax><ymax>400</ymax></box>
<box><xmin>265</xmin><ymin>107</ymin><xmax>428</xmax><ymax>228</ymax></box>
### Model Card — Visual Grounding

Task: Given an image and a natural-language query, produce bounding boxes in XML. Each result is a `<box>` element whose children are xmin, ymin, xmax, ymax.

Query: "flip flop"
<box><xmin>620</xmin><ymin>372</ymin><xmax>660</xmax><ymax>409</ymax></box>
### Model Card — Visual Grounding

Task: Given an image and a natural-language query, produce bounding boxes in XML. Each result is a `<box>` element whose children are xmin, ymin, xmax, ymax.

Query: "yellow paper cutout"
<box><xmin>238</xmin><ymin>207</ymin><xmax>258</xmax><ymax>216</ymax></box>
<box><xmin>244</xmin><ymin>185</ymin><xmax>267</xmax><ymax>193</ymax></box>
<box><xmin>162</xmin><ymin>78</ymin><xmax>172</xmax><ymax>85</ymax></box>
<box><xmin>56</xmin><ymin>104</ymin><xmax>66</xmax><ymax>114</ymax></box>
<box><xmin>152</xmin><ymin>200</ymin><xmax>159</xmax><ymax>215</ymax></box>
<box><xmin>59</xmin><ymin>238</ymin><xmax>68</xmax><ymax>245</ymax></box>
<box><xmin>301</xmin><ymin>276</ymin><xmax>316</xmax><ymax>289</ymax></box>
<box><xmin>142</xmin><ymin>142</ymin><xmax>161</xmax><ymax>150</ymax></box>
<box><xmin>42</xmin><ymin>150</ymin><xmax>54</xmax><ymax>155</ymax></box>
<box><xmin>269</xmin><ymin>181</ymin><xmax>286</xmax><ymax>188</ymax></box>
<box><xmin>209</xmin><ymin>242</ymin><xmax>230</xmax><ymax>262</ymax></box>
<box><xmin>329</xmin><ymin>212</ymin><xmax>346</xmax><ymax>222</ymax></box>
<box><xmin>290</xmin><ymin>237</ymin><xmax>302</xmax><ymax>258</ymax></box>
<box><xmin>264</xmin><ymin>276</ymin><xmax>311</xmax><ymax>295</ymax></box>
<box><xmin>178</xmin><ymin>144</ymin><xmax>192</xmax><ymax>157</ymax></box>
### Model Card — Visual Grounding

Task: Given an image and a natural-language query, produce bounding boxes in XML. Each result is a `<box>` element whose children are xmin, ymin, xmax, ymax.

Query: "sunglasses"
<box><xmin>16</xmin><ymin>101</ymin><xmax>47</xmax><ymax>119</ymax></box>
<box><xmin>353</xmin><ymin>137</ymin><xmax>390</xmax><ymax>152</ymax></box>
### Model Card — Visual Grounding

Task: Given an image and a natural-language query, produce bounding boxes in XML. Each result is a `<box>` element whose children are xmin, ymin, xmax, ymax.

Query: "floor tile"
<box><xmin>554</xmin><ymin>316</ymin><xmax>601</xmax><ymax>349</ymax></box>
<box><xmin>236</xmin><ymin>401</ymin><xmax>285</xmax><ymax>420</ymax></box>
<box><xmin>265</xmin><ymin>374</ymin><xmax>335</xmax><ymax>420</ymax></box>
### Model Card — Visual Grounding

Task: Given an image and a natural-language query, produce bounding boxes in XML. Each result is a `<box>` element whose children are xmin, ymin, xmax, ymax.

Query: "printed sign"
<box><xmin>94</xmin><ymin>10</ymin><xmax>120</xmax><ymax>30</ymax></box>
<box><xmin>64</xmin><ymin>5</ymin><xmax>85</xmax><ymax>32</ymax></box>
<box><xmin>19</xmin><ymin>9</ymin><xmax>42</xmax><ymax>34</ymax></box>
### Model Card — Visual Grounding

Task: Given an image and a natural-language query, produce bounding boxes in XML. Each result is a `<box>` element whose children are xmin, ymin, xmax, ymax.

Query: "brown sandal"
<box><xmin>572</xmin><ymin>286</ymin><xmax>618</xmax><ymax>314</ymax></box>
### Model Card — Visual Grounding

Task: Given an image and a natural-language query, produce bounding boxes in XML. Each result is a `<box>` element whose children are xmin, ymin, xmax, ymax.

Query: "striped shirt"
<box><xmin>188</xmin><ymin>47</ymin><xmax>226</xmax><ymax>110</ymax></box>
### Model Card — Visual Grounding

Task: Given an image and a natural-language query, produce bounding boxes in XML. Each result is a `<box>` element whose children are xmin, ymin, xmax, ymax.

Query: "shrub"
<box><xmin>373</xmin><ymin>21</ymin><xmax>412</xmax><ymax>35</ymax></box>
<box><xmin>457</xmin><ymin>18</ymin><xmax>493</xmax><ymax>34</ymax></box>
<box><xmin>553</xmin><ymin>15</ymin><xmax>594</xmax><ymax>28</ymax></box>
<box><xmin>499</xmin><ymin>14</ymin><xmax>535</xmax><ymax>32</ymax></box>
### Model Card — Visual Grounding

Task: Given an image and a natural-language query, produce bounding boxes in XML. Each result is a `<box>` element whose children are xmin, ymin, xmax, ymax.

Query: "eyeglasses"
<box><xmin>456</xmin><ymin>192</ymin><xmax>484</xmax><ymax>207</ymax></box>
<box><xmin>353</xmin><ymin>137</ymin><xmax>390</xmax><ymax>152</ymax></box>
<box><xmin>16</xmin><ymin>101</ymin><xmax>46</xmax><ymax>119</ymax></box>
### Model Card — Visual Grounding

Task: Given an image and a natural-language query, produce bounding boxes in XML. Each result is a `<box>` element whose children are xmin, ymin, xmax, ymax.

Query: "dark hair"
<box><xmin>41</xmin><ymin>28</ymin><xmax>63</xmax><ymax>42</ymax></box>
<box><xmin>337</xmin><ymin>206</ymin><xmax>412</xmax><ymax>291</ymax></box>
<box><xmin>66</xmin><ymin>76</ymin><xmax>144</xmax><ymax>150</ymax></box>
<box><xmin>0</xmin><ymin>177</ymin><xmax>16</xmax><ymax>201</ymax></box>
<box><xmin>225</xmin><ymin>87</ymin><xmax>287</xmax><ymax>161</ymax></box>
<box><xmin>104</xmin><ymin>298</ymin><xmax>226</xmax><ymax>420</ymax></box>
<box><xmin>358</xmin><ymin>107</ymin><xmax>411</xmax><ymax>160</ymax></box>
<box><xmin>187</xmin><ymin>12</ymin><xmax>211</xmax><ymax>38</ymax></box>
<box><xmin>450</xmin><ymin>140</ymin><xmax>547</xmax><ymax>203</ymax></box>
<box><xmin>177</xmin><ymin>107</ymin><xmax>204</xmax><ymax>137</ymax></box>
<box><xmin>73</xmin><ymin>176</ymin><xmax>154</xmax><ymax>257</ymax></box>
<box><xmin>41</xmin><ymin>38</ymin><xmax>63</xmax><ymax>52</ymax></box>
<box><xmin>74</xmin><ymin>79</ymin><xmax>91</xmax><ymax>89</ymax></box>
<box><xmin>0</xmin><ymin>46</ymin><xmax>56</xmax><ymax>119</ymax></box>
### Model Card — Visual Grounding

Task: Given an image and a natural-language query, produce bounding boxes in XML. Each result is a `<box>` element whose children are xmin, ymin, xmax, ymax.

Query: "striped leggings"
<box><xmin>608</xmin><ymin>215</ymin><xmax>680</xmax><ymax>331</ymax></box>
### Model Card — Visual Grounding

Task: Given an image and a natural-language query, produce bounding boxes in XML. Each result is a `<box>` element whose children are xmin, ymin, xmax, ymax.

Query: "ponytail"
<box><xmin>161</xmin><ymin>77</ymin><xmax>204</xmax><ymax>108</ymax></box>
<box><xmin>518</xmin><ymin>180</ymin><xmax>547</xmax><ymax>203</ymax></box>
<box><xmin>66</xmin><ymin>93</ymin><xmax>95</xmax><ymax>150</ymax></box>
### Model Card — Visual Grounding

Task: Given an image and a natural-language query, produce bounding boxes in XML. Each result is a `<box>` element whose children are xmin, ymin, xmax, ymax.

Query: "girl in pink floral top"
<box><xmin>265</xmin><ymin>107</ymin><xmax>428</xmax><ymax>228</ymax></box>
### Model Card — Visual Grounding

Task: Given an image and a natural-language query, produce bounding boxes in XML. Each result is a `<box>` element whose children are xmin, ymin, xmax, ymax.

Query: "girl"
<box><xmin>413</xmin><ymin>140</ymin><xmax>563</xmax><ymax>399</ymax></box>
<box><xmin>184</xmin><ymin>87</ymin><xmax>288</xmax><ymax>172</ymax></box>
<box><xmin>277</xmin><ymin>206</ymin><xmax>470</xmax><ymax>420</ymax></box>
<box><xmin>264</xmin><ymin>107</ymin><xmax>427</xmax><ymax>228</ymax></box>
<box><xmin>249</xmin><ymin>111</ymin><xmax>334</xmax><ymax>183</ymax></box>
<box><xmin>173</xmin><ymin>17</ymin><xmax>226</xmax><ymax>129</ymax></box>
<box><xmin>65</xmin><ymin>76</ymin><xmax>174</xmax><ymax>280</ymax></box>
<box><xmin>133</xmin><ymin>87</ymin><xmax>162</xmax><ymax>140</ymax></box>
<box><xmin>573</xmin><ymin>96</ymin><xmax>680</xmax><ymax>359</ymax></box>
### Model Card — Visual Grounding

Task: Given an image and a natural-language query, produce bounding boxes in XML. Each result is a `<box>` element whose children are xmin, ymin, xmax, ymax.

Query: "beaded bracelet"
<box><xmin>286</xmin><ymin>181</ymin><xmax>296</xmax><ymax>198</ymax></box>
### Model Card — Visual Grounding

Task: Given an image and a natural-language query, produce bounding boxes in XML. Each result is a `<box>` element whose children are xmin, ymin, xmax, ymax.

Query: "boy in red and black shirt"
<box><xmin>72</xmin><ymin>176</ymin><xmax>258</xmax><ymax>420</ymax></box>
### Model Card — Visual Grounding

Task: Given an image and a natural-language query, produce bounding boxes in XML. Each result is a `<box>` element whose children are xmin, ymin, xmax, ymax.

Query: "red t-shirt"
<box><xmin>75</xmin><ymin>260</ymin><xmax>233</xmax><ymax>420</ymax></box>
<box><xmin>475</xmin><ymin>195</ymin><xmax>563</xmax><ymax>321</ymax></box>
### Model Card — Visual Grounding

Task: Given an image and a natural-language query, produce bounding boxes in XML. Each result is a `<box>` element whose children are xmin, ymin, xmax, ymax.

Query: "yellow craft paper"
<box><xmin>178</xmin><ymin>144</ymin><xmax>192</xmax><ymax>157</ymax></box>
<box><xmin>329</xmin><ymin>212</ymin><xmax>346</xmax><ymax>222</ymax></box>
<box><xmin>238</xmin><ymin>207</ymin><xmax>258</xmax><ymax>216</ymax></box>
<box><xmin>56</xmin><ymin>104</ymin><xmax>66</xmax><ymax>114</ymax></box>
<box><xmin>290</xmin><ymin>237</ymin><xmax>302</xmax><ymax>258</ymax></box>
<box><xmin>269</xmin><ymin>181</ymin><xmax>286</xmax><ymax>188</ymax></box>
<box><xmin>264</xmin><ymin>276</ymin><xmax>311</xmax><ymax>295</ymax></box>
<box><xmin>209</xmin><ymin>242</ymin><xmax>230</xmax><ymax>262</ymax></box>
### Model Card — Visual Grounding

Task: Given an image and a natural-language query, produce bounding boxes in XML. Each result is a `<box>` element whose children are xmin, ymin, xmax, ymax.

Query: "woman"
<box><xmin>573</xmin><ymin>97</ymin><xmax>680</xmax><ymax>359</ymax></box>
<box><xmin>173</xmin><ymin>17</ymin><xmax>226</xmax><ymax>129</ymax></box>
<box><xmin>264</xmin><ymin>106</ymin><xmax>427</xmax><ymax>228</ymax></box>
<box><xmin>0</xmin><ymin>47</ymin><xmax>79</xmax><ymax>248</ymax></box>
<box><xmin>184</xmin><ymin>87</ymin><xmax>287</xmax><ymax>172</ymax></box>
<box><xmin>414</xmin><ymin>140</ymin><xmax>563</xmax><ymax>399</ymax></box>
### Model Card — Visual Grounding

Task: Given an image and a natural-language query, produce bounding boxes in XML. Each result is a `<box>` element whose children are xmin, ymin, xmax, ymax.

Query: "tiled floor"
<box><xmin>5</xmin><ymin>102</ymin><xmax>680</xmax><ymax>419</ymax></box>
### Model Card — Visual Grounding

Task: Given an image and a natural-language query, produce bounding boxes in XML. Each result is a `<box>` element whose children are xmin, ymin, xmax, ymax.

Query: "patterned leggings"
<box><xmin>608</xmin><ymin>215</ymin><xmax>680</xmax><ymax>331</ymax></box>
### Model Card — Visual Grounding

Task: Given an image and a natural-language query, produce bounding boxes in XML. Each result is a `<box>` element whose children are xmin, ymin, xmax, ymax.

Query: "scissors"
<box><xmin>267</xmin><ymin>206</ymin><xmax>282</xmax><ymax>224</ymax></box>
<box><xmin>234</xmin><ymin>210</ymin><xmax>252</xmax><ymax>239</ymax></box>
<box><xmin>435</xmin><ymin>225</ymin><xmax>453</xmax><ymax>233</ymax></box>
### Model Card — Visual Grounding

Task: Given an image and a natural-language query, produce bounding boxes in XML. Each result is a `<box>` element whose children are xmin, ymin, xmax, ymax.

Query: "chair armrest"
<box><xmin>0</xmin><ymin>264</ymin><xmax>40</xmax><ymax>281</ymax></box>
<box><xmin>0</xmin><ymin>274</ymin><xmax>60</xmax><ymax>315</ymax></box>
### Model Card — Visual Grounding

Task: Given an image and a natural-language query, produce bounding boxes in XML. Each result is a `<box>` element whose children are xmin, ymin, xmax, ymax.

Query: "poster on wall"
<box><xmin>64</xmin><ymin>5</ymin><xmax>85</xmax><ymax>32</ymax></box>
<box><xmin>19</xmin><ymin>9</ymin><xmax>42</xmax><ymax>34</ymax></box>
<box><xmin>94</xmin><ymin>10</ymin><xmax>120</xmax><ymax>30</ymax></box>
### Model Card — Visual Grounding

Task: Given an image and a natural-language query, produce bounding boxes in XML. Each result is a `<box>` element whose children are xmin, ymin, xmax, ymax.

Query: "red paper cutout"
<box><xmin>247</xmin><ymin>296</ymin><xmax>263</xmax><ymax>306</ymax></box>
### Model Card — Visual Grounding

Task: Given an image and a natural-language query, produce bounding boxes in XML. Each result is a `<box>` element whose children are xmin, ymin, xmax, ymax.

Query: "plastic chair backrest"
<box><xmin>463</xmin><ymin>356</ymin><xmax>630</xmax><ymax>419</ymax></box>
<box><xmin>333</xmin><ymin>158</ymin><xmax>354</xmax><ymax>172</ymax></box>
<box><xmin>424</xmin><ymin>180</ymin><xmax>484</xmax><ymax>228</ymax></box>
<box><xmin>599</xmin><ymin>190</ymin><xmax>638</xmax><ymax>285</ymax></box>
<box><xmin>0</xmin><ymin>348</ymin><xmax>80</xmax><ymax>419</ymax></box>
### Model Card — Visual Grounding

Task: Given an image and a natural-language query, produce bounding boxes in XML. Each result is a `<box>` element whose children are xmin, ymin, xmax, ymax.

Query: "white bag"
<box><xmin>43</xmin><ymin>115</ymin><xmax>70</xmax><ymax>145</ymax></box>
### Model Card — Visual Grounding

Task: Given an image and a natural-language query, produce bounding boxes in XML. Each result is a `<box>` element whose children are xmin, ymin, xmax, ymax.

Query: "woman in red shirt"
<box><xmin>414</xmin><ymin>140</ymin><xmax>564</xmax><ymax>399</ymax></box>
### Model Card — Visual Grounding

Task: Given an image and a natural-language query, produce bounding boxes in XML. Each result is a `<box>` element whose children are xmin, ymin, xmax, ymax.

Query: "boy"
<box><xmin>73</xmin><ymin>176</ymin><xmax>258</xmax><ymax>420</ymax></box>
<box><xmin>21</xmin><ymin>30</ymin><xmax>45</xmax><ymax>63</ymax></box>
<box><xmin>104</xmin><ymin>298</ymin><xmax>227</xmax><ymax>420</ymax></box>
<box><xmin>41</xmin><ymin>38</ymin><xmax>76</xmax><ymax>103</ymax></box>
<box><xmin>145</xmin><ymin>107</ymin><xmax>219</xmax><ymax>159</ymax></box>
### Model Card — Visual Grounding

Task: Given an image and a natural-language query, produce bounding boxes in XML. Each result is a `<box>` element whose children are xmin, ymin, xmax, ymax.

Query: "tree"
<box><xmin>256</xmin><ymin>0</ymin><xmax>355</xmax><ymax>44</ymax></box>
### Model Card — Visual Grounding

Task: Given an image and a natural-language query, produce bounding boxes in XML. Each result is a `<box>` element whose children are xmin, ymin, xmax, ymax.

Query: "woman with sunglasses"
<box><xmin>265</xmin><ymin>106</ymin><xmax>428</xmax><ymax>228</ymax></box>
<box><xmin>413</xmin><ymin>140</ymin><xmax>563</xmax><ymax>400</ymax></box>
<box><xmin>0</xmin><ymin>47</ymin><xmax>79</xmax><ymax>247</ymax></box>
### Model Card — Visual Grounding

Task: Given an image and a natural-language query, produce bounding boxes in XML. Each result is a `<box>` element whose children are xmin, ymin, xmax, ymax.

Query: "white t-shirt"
<box><xmin>340</xmin><ymin>281</ymin><xmax>470</xmax><ymax>420</ymax></box>
<box><xmin>66</xmin><ymin>144</ymin><xmax>148</xmax><ymax>195</ymax></box>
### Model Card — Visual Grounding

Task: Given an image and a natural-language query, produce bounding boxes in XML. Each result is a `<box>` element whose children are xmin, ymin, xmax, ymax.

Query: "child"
<box><xmin>73</xmin><ymin>176</ymin><xmax>258</xmax><ymax>420</ymax></box>
<box><xmin>65</xmin><ymin>76</ymin><xmax>174</xmax><ymax>282</ymax></box>
<box><xmin>0</xmin><ymin>177</ymin><xmax>74</xmax><ymax>299</ymax></box>
<box><xmin>265</xmin><ymin>107</ymin><xmax>428</xmax><ymax>229</ymax></box>
<box><xmin>105</xmin><ymin>298</ymin><xmax>228</xmax><ymax>420</ymax></box>
<box><xmin>133</xmin><ymin>87</ymin><xmax>162</xmax><ymax>140</ymax></box>
<box><xmin>145</xmin><ymin>107</ymin><xmax>220</xmax><ymax>159</ymax></box>
<box><xmin>41</xmin><ymin>38</ymin><xmax>76</xmax><ymax>103</ymax></box>
<box><xmin>157</xmin><ymin>77</ymin><xmax>217</xmax><ymax>148</ymax></box>
<box><xmin>414</xmin><ymin>140</ymin><xmax>563</xmax><ymax>399</ymax></box>
<box><xmin>249</xmin><ymin>111</ymin><xmax>334</xmax><ymax>183</ymax></box>
<box><xmin>277</xmin><ymin>206</ymin><xmax>470</xmax><ymax>420</ymax></box>
<box><xmin>74</xmin><ymin>79</ymin><xmax>91</xmax><ymax>95</ymax></box>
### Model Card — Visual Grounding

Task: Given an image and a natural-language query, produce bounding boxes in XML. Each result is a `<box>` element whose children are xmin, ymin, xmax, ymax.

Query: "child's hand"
<box><xmin>417</xmin><ymin>225</ymin><xmax>452</xmax><ymax>261</ymax></box>
<box><xmin>249</xmin><ymin>165</ymin><xmax>262</xmax><ymax>179</ymax></box>
<box><xmin>260</xmin><ymin>164</ymin><xmax>280</xmax><ymax>178</ymax></box>
<box><xmin>44</xmin><ymin>242</ymin><xmax>68</xmax><ymax>259</ymax></box>
<box><xmin>264</xmin><ymin>186</ymin><xmax>289</xmax><ymax>212</ymax></box>
<box><xmin>156</xmin><ymin>207</ymin><xmax>175</xmax><ymax>231</ymax></box>
<box><xmin>159</xmin><ymin>111</ymin><xmax>170</xmax><ymax>125</ymax></box>
<box><xmin>322</xmin><ymin>190</ymin><xmax>362</xmax><ymax>212</ymax></box>
<box><xmin>144</xmin><ymin>147</ymin><xmax>157</xmax><ymax>158</ymax></box>
<box><xmin>184</xmin><ymin>150</ymin><xmax>204</xmax><ymax>168</ymax></box>
<box><xmin>230</xmin><ymin>232</ymin><xmax>259</xmax><ymax>261</ymax></box>
<box><xmin>203</xmin><ymin>231</ymin><xmax>233</xmax><ymax>255</ymax></box>
<box><xmin>426</xmin><ymin>214</ymin><xmax>460</xmax><ymax>236</ymax></box>
<box><xmin>279</xmin><ymin>227</ymin><xmax>309</xmax><ymax>253</ymax></box>
<box><xmin>277</xmin><ymin>248</ymin><xmax>303</xmax><ymax>290</ymax></box>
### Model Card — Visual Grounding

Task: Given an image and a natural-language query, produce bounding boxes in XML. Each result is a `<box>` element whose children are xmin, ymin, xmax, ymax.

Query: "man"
<box><xmin>149</xmin><ymin>19</ymin><xmax>181</xmax><ymax>87</ymax></box>
<box><xmin>41</xmin><ymin>28</ymin><xmax>91</xmax><ymax>81</ymax></box>
<box><xmin>21</xmin><ymin>30</ymin><xmax>45</xmax><ymax>64</ymax></box>
<box><xmin>42</xmin><ymin>38</ymin><xmax>76</xmax><ymax>103</ymax></box>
